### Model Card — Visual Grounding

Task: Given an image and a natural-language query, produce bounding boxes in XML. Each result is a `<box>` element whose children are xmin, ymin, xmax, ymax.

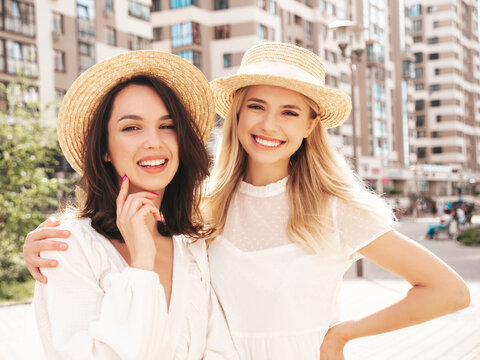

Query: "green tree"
<box><xmin>0</xmin><ymin>79</ymin><xmax>73</xmax><ymax>285</ymax></box>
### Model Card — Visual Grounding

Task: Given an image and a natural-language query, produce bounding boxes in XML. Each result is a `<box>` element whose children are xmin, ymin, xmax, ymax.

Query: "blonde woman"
<box><xmin>25</xmin><ymin>43</ymin><xmax>469</xmax><ymax>359</ymax></box>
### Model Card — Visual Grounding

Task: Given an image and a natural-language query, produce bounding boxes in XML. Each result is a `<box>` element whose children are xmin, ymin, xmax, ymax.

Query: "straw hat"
<box><xmin>57</xmin><ymin>50</ymin><xmax>214</xmax><ymax>175</ymax></box>
<box><xmin>211</xmin><ymin>42</ymin><xmax>351</xmax><ymax>128</ymax></box>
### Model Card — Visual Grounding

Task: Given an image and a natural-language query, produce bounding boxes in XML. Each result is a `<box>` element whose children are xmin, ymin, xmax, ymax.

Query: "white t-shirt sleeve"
<box><xmin>34</xmin><ymin>220</ymin><xmax>169</xmax><ymax>360</ymax></box>
<box><xmin>333</xmin><ymin>197</ymin><xmax>394</xmax><ymax>260</ymax></box>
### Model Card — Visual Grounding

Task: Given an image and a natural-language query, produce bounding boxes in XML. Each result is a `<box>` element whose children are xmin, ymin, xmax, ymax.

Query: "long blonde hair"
<box><xmin>203</xmin><ymin>86</ymin><xmax>394</xmax><ymax>253</ymax></box>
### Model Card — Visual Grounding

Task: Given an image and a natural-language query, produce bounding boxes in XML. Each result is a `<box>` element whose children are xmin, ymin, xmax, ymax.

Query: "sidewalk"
<box><xmin>1</xmin><ymin>279</ymin><xmax>478</xmax><ymax>359</ymax></box>
<box><xmin>339</xmin><ymin>279</ymin><xmax>480</xmax><ymax>360</ymax></box>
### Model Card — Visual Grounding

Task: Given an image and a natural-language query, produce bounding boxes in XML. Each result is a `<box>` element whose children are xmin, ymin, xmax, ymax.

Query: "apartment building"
<box><xmin>0</xmin><ymin>0</ymin><xmax>38</xmax><ymax>109</ymax></box>
<box><xmin>2</xmin><ymin>0</ymin><xmax>475</xmax><ymax>196</ymax></box>
<box><xmin>406</xmin><ymin>0</ymin><xmax>480</xmax><ymax>195</ymax></box>
<box><xmin>0</xmin><ymin>0</ymin><xmax>153</xmax><ymax>125</ymax></box>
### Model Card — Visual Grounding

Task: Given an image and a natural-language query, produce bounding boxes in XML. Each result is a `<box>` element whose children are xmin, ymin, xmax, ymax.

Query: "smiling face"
<box><xmin>237</xmin><ymin>85</ymin><xmax>318</xmax><ymax>182</ymax></box>
<box><xmin>105</xmin><ymin>84</ymin><xmax>179</xmax><ymax>196</ymax></box>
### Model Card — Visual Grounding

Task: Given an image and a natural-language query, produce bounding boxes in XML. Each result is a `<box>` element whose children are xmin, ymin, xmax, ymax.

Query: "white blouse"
<box><xmin>33</xmin><ymin>218</ymin><xmax>238</xmax><ymax>360</ymax></box>
<box><xmin>208</xmin><ymin>177</ymin><xmax>394</xmax><ymax>359</ymax></box>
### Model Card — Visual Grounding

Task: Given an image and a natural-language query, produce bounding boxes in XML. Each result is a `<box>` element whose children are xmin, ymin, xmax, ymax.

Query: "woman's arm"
<box><xmin>321</xmin><ymin>230</ymin><xmax>470</xmax><ymax>359</ymax></box>
<box><xmin>35</xmin><ymin>222</ymin><xmax>170</xmax><ymax>360</ymax></box>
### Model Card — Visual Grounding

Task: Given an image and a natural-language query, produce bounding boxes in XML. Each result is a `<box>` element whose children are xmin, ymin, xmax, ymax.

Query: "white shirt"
<box><xmin>33</xmin><ymin>218</ymin><xmax>238</xmax><ymax>360</ymax></box>
<box><xmin>208</xmin><ymin>177</ymin><xmax>393</xmax><ymax>359</ymax></box>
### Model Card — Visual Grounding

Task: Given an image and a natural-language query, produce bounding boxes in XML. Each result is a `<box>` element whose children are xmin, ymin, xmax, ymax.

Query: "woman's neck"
<box><xmin>244</xmin><ymin>160</ymin><xmax>289</xmax><ymax>186</ymax></box>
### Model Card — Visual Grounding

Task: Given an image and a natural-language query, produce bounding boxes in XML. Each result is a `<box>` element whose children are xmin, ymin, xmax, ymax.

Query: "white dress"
<box><xmin>208</xmin><ymin>177</ymin><xmax>393</xmax><ymax>359</ymax></box>
<box><xmin>33</xmin><ymin>218</ymin><xmax>238</xmax><ymax>360</ymax></box>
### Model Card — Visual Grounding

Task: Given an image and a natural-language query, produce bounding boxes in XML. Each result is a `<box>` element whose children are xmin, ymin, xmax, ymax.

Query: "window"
<box><xmin>214</xmin><ymin>0</ymin><xmax>228</xmax><ymax>10</ymax></box>
<box><xmin>153</xmin><ymin>27</ymin><xmax>163</xmax><ymax>41</ymax></box>
<box><xmin>214</xmin><ymin>25</ymin><xmax>230</xmax><ymax>40</ymax></box>
<box><xmin>436</xmin><ymin>115</ymin><xmax>442</xmax><ymax>122</ymax></box>
<box><xmin>414</xmin><ymin>67</ymin><xmax>423</xmax><ymax>78</ymax></box>
<box><xmin>54</xmin><ymin>50</ymin><xmax>65</xmax><ymax>72</ymax></box>
<box><xmin>6</xmin><ymin>40</ymin><xmax>37</xmax><ymax>76</ymax></box>
<box><xmin>326</xmin><ymin>2</ymin><xmax>335</xmax><ymax>16</ymax></box>
<box><xmin>77</xmin><ymin>4</ymin><xmax>90</xmax><ymax>20</ymax></box>
<box><xmin>171</xmin><ymin>22</ymin><xmax>200</xmax><ymax>47</ymax></box>
<box><xmin>417</xmin><ymin>130</ymin><xmax>426</xmax><ymax>138</ymax></box>
<box><xmin>432</xmin><ymin>147</ymin><xmax>443</xmax><ymax>154</ymax></box>
<box><xmin>5</xmin><ymin>0</ymin><xmax>36</xmax><ymax>36</ymax></box>
<box><xmin>105</xmin><ymin>26</ymin><xmax>116</xmax><ymax>45</ymax></box>
<box><xmin>257</xmin><ymin>0</ymin><xmax>266</xmax><ymax>10</ymax></box>
<box><xmin>415</xmin><ymin>100</ymin><xmax>424</xmax><ymax>111</ymax></box>
<box><xmin>173</xmin><ymin>50</ymin><xmax>201</xmax><ymax>68</ymax></box>
<box><xmin>52</xmin><ymin>12</ymin><xmax>63</xmax><ymax>34</ymax></box>
<box><xmin>414</xmin><ymin>52</ymin><xmax>423</xmax><ymax>63</ymax></box>
<box><xmin>79</xmin><ymin>42</ymin><xmax>92</xmax><ymax>56</ymax></box>
<box><xmin>429</xmin><ymin>84</ymin><xmax>440</xmax><ymax>92</ymax></box>
<box><xmin>151</xmin><ymin>0</ymin><xmax>161</xmax><ymax>11</ymax></box>
<box><xmin>415</xmin><ymin>83</ymin><xmax>424</xmax><ymax>90</ymax></box>
<box><xmin>170</xmin><ymin>0</ymin><xmax>198</xmax><ymax>9</ymax></box>
<box><xmin>412</xmin><ymin>19</ymin><xmax>422</xmax><ymax>32</ymax></box>
<box><xmin>408</xmin><ymin>4</ymin><xmax>421</xmax><ymax>17</ymax></box>
<box><xmin>429</xmin><ymin>53</ymin><xmax>439</xmax><ymax>60</ymax></box>
<box><xmin>428</xmin><ymin>37</ymin><xmax>438</xmax><ymax>44</ymax></box>
<box><xmin>433</xmin><ymin>21</ymin><xmax>439</xmax><ymax>28</ymax></box>
<box><xmin>430</xmin><ymin>100</ymin><xmax>441</xmax><ymax>107</ymax></box>
<box><xmin>258</xmin><ymin>24</ymin><xmax>267</xmax><ymax>39</ymax></box>
<box><xmin>105</xmin><ymin>0</ymin><xmax>114</xmax><ymax>10</ymax></box>
<box><xmin>413</xmin><ymin>35</ymin><xmax>423</xmax><ymax>43</ymax></box>
<box><xmin>128</xmin><ymin>34</ymin><xmax>150</xmax><ymax>50</ymax></box>
<box><xmin>269</xmin><ymin>0</ymin><xmax>276</xmax><ymax>14</ymax></box>
<box><xmin>416</xmin><ymin>115</ymin><xmax>425</xmax><ymax>127</ymax></box>
<box><xmin>223</xmin><ymin>53</ymin><xmax>231</xmax><ymax>68</ymax></box>
<box><xmin>417</xmin><ymin>147</ymin><xmax>426</xmax><ymax>158</ymax></box>
<box><xmin>432</xmin><ymin>131</ymin><xmax>442</xmax><ymax>138</ymax></box>
<box><xmin>294</xmin><ymin>15</ymin><xmax>302</xmax><ymax>26</ymax></box>
<box><xmin>128</xmin><ymin>0</ymin><xmax>150</xmax><ymax>20</ymax></box>
<box><xmin>427</xmin><ymin>6</ymin><xmax>436</xmax><ymax>13</ymax></box>
<box><xmin>306</xmin><ymin>21</ymin><xmax>312</xmax><ymax>41</ymax></box>
<box><xmin>435</xmin><ymin>68</ymin><xmax>440</xmax><ymax>75</ymax></box>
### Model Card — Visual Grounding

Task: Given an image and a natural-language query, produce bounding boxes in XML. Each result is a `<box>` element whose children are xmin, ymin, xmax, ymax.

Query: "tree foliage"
<box><xmin>0</xmin><ymin>79</ymin><xmax>73</xmax><ymax>283</ymax></box>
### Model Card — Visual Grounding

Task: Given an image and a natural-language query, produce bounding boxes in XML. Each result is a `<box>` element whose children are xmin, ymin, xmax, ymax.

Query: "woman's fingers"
<box><xmin>27</xmin><ymin>265</ymin><xmax>48</xmax><ymax>284</ymax></box>
<box><xmin>25</xmin><ymin>228</ymin><xmax>70</xmax><ymax>245</ymax></box>
<box><xmin>116</xmin><ymin>175</ymin><xmax>129</xmax><ymax>220</ymax></box>
<box><xmin>37</xmin><ymin>217</ymin><xmax>61</xmax><ymax>229</ymax></box>
<box><xmin>120</xmin><ymin>191</ymin><xmax>159</xmax><ymax>221</ymax></box>
<box><xmin>26</xmin><ymin>239</ymin><xmax>68</xmax><ymax>253</ymax></box>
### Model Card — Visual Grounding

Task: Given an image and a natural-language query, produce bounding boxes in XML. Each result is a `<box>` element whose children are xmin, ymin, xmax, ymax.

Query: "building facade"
<box><xmin>2</xmin><ymin>0</ymin><xmax>478</xmax><ymax>197</ymax></box>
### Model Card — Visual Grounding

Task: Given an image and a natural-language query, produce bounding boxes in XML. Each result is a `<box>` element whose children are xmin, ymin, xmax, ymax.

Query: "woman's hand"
<box><xmin>23</xmin><ymin>218</ymin><xmax>70</xmax><ymax>283</ymax></box>
<box><xmin>116</xmin><ymin>176</ymin><xmax>162</xmax><ymax>271</ymax></box>
<box><xmin>320</xmin><ymin>322</ymin><xmax>351</xmax><ymax>360</ymax></box>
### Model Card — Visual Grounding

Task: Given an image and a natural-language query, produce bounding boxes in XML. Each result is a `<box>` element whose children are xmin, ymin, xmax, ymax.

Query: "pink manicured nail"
<box><xmin>122</xmin><ymin>174</ymin><xmax>127</xmax><ymax>182</ymax></box>
<box><xmin>151</xmin><ymin>192</ymin><xmax>159</xmax><ymax>196</ymax></box>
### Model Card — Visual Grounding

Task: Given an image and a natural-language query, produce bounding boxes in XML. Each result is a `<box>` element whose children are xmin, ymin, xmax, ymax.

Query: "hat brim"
<box><xmin>211</xmin><ymin>74</ymin><xmax>352</xmax><ymax>128</ymax></box>
<box><xmin>58</xmin><ymin>50</ymin><xmax>214</xmax><ymax>175</ymax></box>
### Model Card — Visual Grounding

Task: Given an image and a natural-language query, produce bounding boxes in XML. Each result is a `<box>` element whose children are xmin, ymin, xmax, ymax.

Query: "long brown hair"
<box><xmin>76</xmin><ymin>75</ymin><xmax>211</xmax><ymax>241</ymax></box>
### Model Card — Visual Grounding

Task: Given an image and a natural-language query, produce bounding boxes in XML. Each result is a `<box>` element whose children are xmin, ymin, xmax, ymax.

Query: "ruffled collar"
<box><xmin>238</xmin><ymin>176</ymin><xmax>288</xmax><ymax>198</ymax></box>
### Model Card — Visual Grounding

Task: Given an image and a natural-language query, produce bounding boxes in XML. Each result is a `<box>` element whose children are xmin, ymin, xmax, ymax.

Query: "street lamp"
<box><xmin>328</xmin><ymin>20</ymin><xmax>365</xmax><ymax>174</ymax></box>
<box><xmin>329</xmin><ymin>20</ymin><xmax>366</xmax><ymax>277</ymax></box>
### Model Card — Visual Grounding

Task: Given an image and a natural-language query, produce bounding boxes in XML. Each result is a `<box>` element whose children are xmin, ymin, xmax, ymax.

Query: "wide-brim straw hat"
<box><xmin>58</xmin><ymin>50</ymin><xmax>214</xmax><ymax>175</ymax></box>
<box><xmin>211</xmin><ymin>42</ymin><xmax>351</xmax><ymax>128</ymax></box>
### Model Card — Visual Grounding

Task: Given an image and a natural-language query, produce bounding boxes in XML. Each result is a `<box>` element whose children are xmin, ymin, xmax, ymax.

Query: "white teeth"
<box><xmin>138</xmin><ymin>159</ymin><xmax>166</xmax><ymax>167</ymax></box>
<box><xmin>254</xmin><ymin>136</ymin><xmax>282</xmax><ymax>147</ymax></box>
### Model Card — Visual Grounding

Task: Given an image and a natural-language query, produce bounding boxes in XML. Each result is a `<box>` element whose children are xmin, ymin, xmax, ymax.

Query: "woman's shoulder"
<box><xmin>46</xmin><ymin>217</ymin><xmax>115</xmax><ymax>260</ymax></box>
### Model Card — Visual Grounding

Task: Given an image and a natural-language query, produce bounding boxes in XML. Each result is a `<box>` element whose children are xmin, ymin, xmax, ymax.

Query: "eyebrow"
<box><xmin>117</xmin><ymin>114</ymin><xmax>172</xmax><ymax>122</ymax></box>
<box><xmin>246</xmin><ymin>97</ymin><xmax>303</xmax><ymax>111</ymax></box>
